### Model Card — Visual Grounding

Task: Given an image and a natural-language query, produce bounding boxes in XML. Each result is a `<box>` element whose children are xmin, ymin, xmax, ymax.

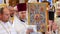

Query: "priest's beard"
<box><xmin>17</xmin><ymin>14</ymin><xmax>27</xmax><ymax>22</ymax></box>
<box><xmin>10</xmin><ymin>14</ymin><xmax>14</xmax><ymax>17</ymax></box>
<box><xmin>19</xmin><ymin>17</ymin><xmax>26</xmax><ymax>21</ymax></box>
<box><xmin>20</xmin><ymin>17</ymin><xmax>26</xmax><ymax>20</ymax></box>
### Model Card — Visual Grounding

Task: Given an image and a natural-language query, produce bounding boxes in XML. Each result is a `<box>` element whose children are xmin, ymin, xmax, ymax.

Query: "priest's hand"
<box><xmin>26</xmin><ymin>29</ymin><xmax>33</xmax><ymax>34</ymax></box>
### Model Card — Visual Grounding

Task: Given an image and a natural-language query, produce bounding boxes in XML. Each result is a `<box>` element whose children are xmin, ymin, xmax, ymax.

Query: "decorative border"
<box><xmin>28</xmin><ymin>3</ymin><xmax>48</xmax><ymax>32</ymax></box>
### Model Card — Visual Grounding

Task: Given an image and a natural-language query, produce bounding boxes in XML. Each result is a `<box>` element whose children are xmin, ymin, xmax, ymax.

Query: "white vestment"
<box><xmin>0</xmin><ymin>21</ymin><xmax>17</xmax><ymax>34</ymax></box>
<box><xmin>13</xmin><ymin>16</ymin><xmax>27</xmax><ymax>34</ymax></box>
<box><xmin>13</xmin><ymin>15</ymin><xmax>43</xmax><ymax>34</ymax></box>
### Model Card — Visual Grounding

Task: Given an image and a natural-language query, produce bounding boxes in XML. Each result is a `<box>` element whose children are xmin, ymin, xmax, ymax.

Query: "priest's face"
<box><xmin>18</xmin><ymin>11</ymin><xmax>26</xmax><ymax>20</ymax></box>
<box><xmin>2</xmin><ymin>8</ymin><xmax>10</xmax><ymax>22</ymax></box>
<box><xmin>9</xmin><ymin>7</ymin><xmax>15</xmax><ymax>17</ymax></box>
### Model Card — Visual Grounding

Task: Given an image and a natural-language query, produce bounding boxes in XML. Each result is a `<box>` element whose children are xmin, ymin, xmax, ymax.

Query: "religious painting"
<box><xmin>28</xmin><ymin>3</ymin><xmax>48</xmax><ymax>32</ymax></box>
